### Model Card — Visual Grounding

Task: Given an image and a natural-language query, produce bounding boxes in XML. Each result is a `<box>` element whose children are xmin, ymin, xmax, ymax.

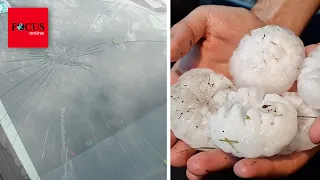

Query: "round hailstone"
<box><xmin>297</xmin><ymin>46</ymin><xmax>320</xmax><ymax>109</ymax></box>
<box><xmin>209</xmin><ymin>87</ymin><xmax>298</xmax><ymax>158</ymax></box>
<box><xmin>171</xmin><ymin>68</ymin><xmax>236</xmax><ymax>149</ymax></box>
<box><xmin>230</xmin><ymin>25</ymin><xmax>305</xmax><ymax>94</ymax></box>
<box><xmin>279</xmin><ymin>92</ymin><xmax>319</xmax><ymax>155</ymax></box>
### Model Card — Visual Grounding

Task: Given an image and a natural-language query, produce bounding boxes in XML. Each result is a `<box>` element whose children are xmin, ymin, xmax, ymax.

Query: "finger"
<box><xmin>170</xmin><ymin>49</ymin><xmax>200</xmax><ymax>85</ymax></box>
<box><xmin>171</xmin><ymin>6</ymin><xmax>208</xmax><ymax>62</ymax></box>
<box><xmin>187</xmin><ymin>149</ymin><xmax>238</xmax><ymax>176</ymax></box>
<box><xmin>233</xmin><ymin>146</ymin><xmax>320</xmax><ymax>178</ymax></box>
<box><xmin>170</xmin><ymin>130</ymin><xmax>178</xmax><ymax>148</ymax></box>
<box><xmin>309</xmin><ymin>117</ymin><xmax>320</xmax><ymax>144</ymax></box>
<box><xmin>186</xmin><ymin>169</ymin><xmax>203</xmax><ymax>180</ymax></box>
<box><xmin>305</xmin><ymin>43</ymin><xmax>320</xmax><ymax>56</ymax></box>
<box><xmin>170</xmin><ymin>44</ymin><xmax>202</xmax><ymax>80</ymax></box>
<box><xmin>171</xmin><ymin>140</ymin><xmax>196</xmax><ymax>167</ymax></box>
<box><xmin>170</xmin><ymin>63</ymin><xmax>181</xmax><ymax>85</ymax></box>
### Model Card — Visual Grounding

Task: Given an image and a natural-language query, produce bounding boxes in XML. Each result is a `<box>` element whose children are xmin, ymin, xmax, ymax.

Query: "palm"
<box><xmin>171</xmin><ymin>6</ymin><xmax>266</xmax><ymax>80</ymax></box>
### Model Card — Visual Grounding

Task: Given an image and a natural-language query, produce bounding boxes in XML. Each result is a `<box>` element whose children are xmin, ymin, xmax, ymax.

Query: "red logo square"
<box><xmin>8</xmin><ymin>8</ymin><xmax>48</xmax><ymax>48</ymax></box>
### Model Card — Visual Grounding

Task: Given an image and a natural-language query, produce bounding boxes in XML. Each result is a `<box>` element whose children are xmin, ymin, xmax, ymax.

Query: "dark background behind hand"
<box><xmin>170</xmin><ymin>0</ymin><xmax>320</xmax><ymax>179</ymax></box>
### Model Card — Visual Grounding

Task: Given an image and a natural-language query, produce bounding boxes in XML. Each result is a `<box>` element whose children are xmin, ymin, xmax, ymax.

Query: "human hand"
<box><xmin>170</xmin><ymin>5</ymin><xmax>266</xmax><ymax>82</ymax></box>
<box><xmin>170</xmin><ymin>5</ymin><xmax>267</xmax><ymax>179</ymax></box>
<box><xmin>171</xmin><ymin>42</ymin><xmax>320</xmax><ymax>180</ymax></box>
<box><xmin>170</xmin><ymin>4</ymin><xmax>320</xmax><ymax>179</ymax></box>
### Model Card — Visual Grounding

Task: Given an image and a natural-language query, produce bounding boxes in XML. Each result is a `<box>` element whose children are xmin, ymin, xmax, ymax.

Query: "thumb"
<box><xmin>309</xmin><ymin>117</ymin><xmax>320</xmax><ymax>144</ymax></box>
<box><xmin>171</xmin><ymin>6</ymin><xmax>208</xmax><ymax>62</ymax></box>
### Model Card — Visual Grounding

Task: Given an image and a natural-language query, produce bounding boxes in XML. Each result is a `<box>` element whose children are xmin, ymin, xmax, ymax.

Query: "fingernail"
<box><xmin>233</xmin><ymin>163</ymin><xmax>251</xmax><ymax>178</ymax></box>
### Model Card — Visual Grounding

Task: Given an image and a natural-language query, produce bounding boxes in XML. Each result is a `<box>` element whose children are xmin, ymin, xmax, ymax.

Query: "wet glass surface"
<box><xmin>0</xmin><ymin>0</ymin><xmax>167</xmax><ymax>179</ymax></box>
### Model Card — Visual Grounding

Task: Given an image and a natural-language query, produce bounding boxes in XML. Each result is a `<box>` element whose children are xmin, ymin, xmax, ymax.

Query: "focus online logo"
<box><xmin>12</xmin><ymin>22</ymin><xmax>45</xmax><ymax>36</ymax></box>
<box><xmin>8</xmin><ymin>8</ymin><xmax>48</xmax><ymax>48</ymax></box>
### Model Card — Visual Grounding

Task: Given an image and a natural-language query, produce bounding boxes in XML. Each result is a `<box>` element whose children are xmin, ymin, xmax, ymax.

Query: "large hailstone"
<box><xmin>279</xmin><ymin>92</ymin><xmax>319</xmax><ymax>155</ymax></box>
<box><xmin>171</xmin><ymin>68</ymin><xmax>236</xmax><ymax>149</ymax></box>
<box><xmin>297</xmin><ymin>46</ymin><xmax>320</xmax><ymax>109</ymax></box>
<box><xmin>209</xmin><ymin>87</ymin><xmax>298</xmax><ymax>158</ymax></box>
<box><xmin>230</xmin><ymin>25</ymin><xmax>305</xmax><ymax>94</ymax></box>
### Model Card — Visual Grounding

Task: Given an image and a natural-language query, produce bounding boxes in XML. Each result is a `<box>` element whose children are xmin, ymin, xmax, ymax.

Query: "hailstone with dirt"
<box><xmin>209</xmin><ymin>87</ymin><xmax>298</xmax><ymax>158</ymax></box>
<box><xmin>171</xmin><ymin>68</ymin><xmax>236</xmax><ymax>149</ymax></box>
<box><xmin>230</xmin><ymin>25</ymin><xmax>305</xmax><ymax>94</ymax></box>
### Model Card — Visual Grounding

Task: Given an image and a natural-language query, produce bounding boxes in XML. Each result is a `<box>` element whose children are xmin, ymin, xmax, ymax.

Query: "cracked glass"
<box><xmin>0</xmin><ymin>0</ymin><xmax>167</xmax><ymax>179</ymax></box>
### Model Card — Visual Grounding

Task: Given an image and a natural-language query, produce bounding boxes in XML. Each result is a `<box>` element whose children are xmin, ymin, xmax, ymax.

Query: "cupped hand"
<box><xmin>170</xmin><ymin>5</ymin><xmax>320</xmax><ymax>180</ymax></box>
<box><xmin>170</xmin><ymin>5</ymin><xmax>267</xmax><ymax>179</ymax></box>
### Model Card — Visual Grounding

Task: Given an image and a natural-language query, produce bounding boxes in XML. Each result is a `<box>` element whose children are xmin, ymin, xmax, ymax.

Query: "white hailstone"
<box><xmin>279</xmin><ymin>92</ymin><xmax>319</xmax><ymax>155</ymax></box>
<box><xmin>297</xmin><ymin>46</ymin><xmax>320</xmax><ymax>109</ymax></box>
<box><xmin>230</xmin><ymin>25</ymin><xmax>305</xmax><ymax>94</ymax></box>
<box><xmin>171</xmin><ymin>68</ymin><xmax>236</xmax><ymax>149</ymax></box>
<box><xmin>209</xmin><ymin>87</ymin><xmax>298</xmax><ymax>158</ymax></box>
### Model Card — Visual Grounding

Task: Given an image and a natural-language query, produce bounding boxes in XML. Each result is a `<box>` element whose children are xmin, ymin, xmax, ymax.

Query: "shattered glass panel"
<box><xmin>0</xmin><ymin>0</ymin><xmax>167</xmax><ymax>179</ymax></box>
